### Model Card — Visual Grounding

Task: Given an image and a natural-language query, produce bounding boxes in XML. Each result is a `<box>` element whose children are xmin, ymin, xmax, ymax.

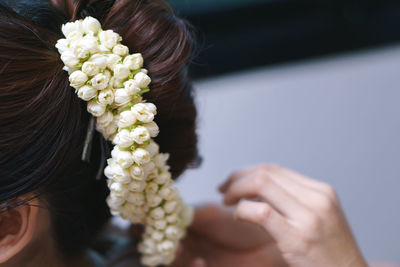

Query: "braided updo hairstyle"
<box><xmin>0</xmin><ymin>0</ymin><xmax>198</xmax><ymax>257</ymax></box>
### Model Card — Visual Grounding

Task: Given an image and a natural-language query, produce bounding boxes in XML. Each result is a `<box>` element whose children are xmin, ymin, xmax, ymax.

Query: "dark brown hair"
<box><xmin>0</xmin><ymin>0</ymin><xmax>198</xmax><ymax>257</ymax></box>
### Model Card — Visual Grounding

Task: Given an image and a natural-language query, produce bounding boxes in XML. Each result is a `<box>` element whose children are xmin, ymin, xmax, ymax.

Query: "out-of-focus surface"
<box><xmin>176</xmin><ymin>44</ymin><xmax>400</xmax><ymax>262</ymax></box>
<box><xmin>168</xmin><ymin>0</ymin><xmax>400</xmax><ymax>78</ymax></box>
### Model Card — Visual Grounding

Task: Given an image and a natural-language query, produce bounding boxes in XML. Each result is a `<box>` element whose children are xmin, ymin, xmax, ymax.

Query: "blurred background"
<box><xmin>167</xmin><ymin>0</ymin><xmax>400</xmax><ymax>263</ymax></box>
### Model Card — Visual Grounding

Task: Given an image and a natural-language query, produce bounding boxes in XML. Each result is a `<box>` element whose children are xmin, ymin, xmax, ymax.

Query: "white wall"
<box><xmin>176</xmin><ymin>44</ymin><xmax>400</xmax><ymax>262</ymax></box>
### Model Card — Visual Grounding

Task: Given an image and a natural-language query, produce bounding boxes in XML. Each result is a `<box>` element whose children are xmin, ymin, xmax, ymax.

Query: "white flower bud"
<box><xmin>55</xmin><ymin>38</ymin><xmax>69</xmax><ymax>54</ymax></box>
<box><xmin>128</xmin><ymin>180</ymin><xmax>146</xmax><ymax>192</ymax></box>
<box><xmin>141</xmin><ymin>68</ymin><xmax>148</xmax><ymax>74</ymax></box>
<box><xmin>111</xmin><ymin>146</ymin><xmax>134</xmax><ymax>169</ymax></box>
<box><xmin>164</xmin><ymin>200</ymin><xmax>178</xmax><ymax>213</ymax></box>
<box><xmin>158</xmin><ymin>186</ymin><xmax>171</xmax><ymax>199</ymax></box>
<box><xmin>104</xmin><ymin>69</ymin><xmax>112</xmax><ymax>80</ymax></box>
<box><xmin>154</xmin><ymin>153</ymin><xmax>169</xmax><ymax>168</ymax></box>
<box><xmin>144</xmin><ymin>103</ymin><xmax>157</xmax><ymax>114</ymax></box>
<box><xmin>113</xmin><ymin>129</ymin><xmax>134</xmax><ymax>148</ymax></box>
<box><xmin>126</xmin><ymin>192</ymin><xmax>145</xmax><ymax>205</ymax></box>
<box><xmin>130</xmin><ymin>126</ymin><xmax>150</xmax><ymax>144</ymax></box>
<box><xmin>98</xmin><ymin>44</ymin><xmax>110</xmax><ymax>53</ymax></box>
<box><xmin>82</xmin><ymin>16</ymin><xmax>101</xmax><ymax>34</ymax></box>
<box><xmin>62</xmin><ymin>66</ymin><xmax>71</xmax><ymax>74</ymax></box>
<box><xmin>81</xmin><ymin>34</ymin><xmax>99</xmax><ymax>53</ymax></box>
<box><xmin>88</xmin><ymin>54</ymin><xmax>107</xmax><ymax>70</ymax></box>
<box><xmin>132</xmin><ymin>148</ymin><xmax>151</xmax><ymax>165</ymax></box>
<box><xmin>114</xmin><ymin>89</ymin><xmax>131</xmax><ymax>106</ymax></box>
<box><xmin>73</xmin><ymin>41</ymin><xmax>90</xmax><ymax>59</ymax></box>
<box><xmin>67</xmin><ymin>30</ymin><xmax>83</xmax><ymax>43</ymax></box>
<box><xmin>154</xmin><ymin>220</ymin><xmax>167</xmax><ymax>230</ymax></box>
<box><xmin>123</xmin><ymin>79</ymin><xmax>141</xmax><ymax>95</ymax></box>
<box><xmin>118</xmin><ymin>110</ymin><xmax>136</xmax><ymax>128</ymax></box>
<box><xmin>146</xmin><ymin>141</ymin><xmax>159</xmax><ymax>157</ymax></box>
<box><xmin>166</xmin><ymin>214</ymin><xmax>178</xmax><ymax>224</ymax></box>
<box><xmin>112</xmin><ymin>44</ymin><xmax>129</xmax><ymax>56</ymax></box>
<box><xmin>87</xmin><ymin>99</ymin><xmax>106</xmax><ymax>117</ymax></box>
<box><xmin>145</xmin><ymin>168</ymin><xmax>157</xmax><ymax>181</ymax></box>
<box><xmin>165</xmin><ymin>188</ymin><xmax>178</xmax><ymax>201</ymax></box>
<box><xmin>147</xmin><ymin>193</ymin><xmax>163</xmax><ymax>208</ymax></box>
<box><xmin>113</xmin><ymin>64</ymin><xmax>130</xmax><ymax>80</ymax></box>
<box><xmin>138</xmin><ymin>239</ymin><xmax>157</xmax><ymax>255</ymax></box>
<box><xmin>69</xmin><ymin>70</ymin><xmax>88</xmax><ymax>88</ymax></box>
<box><xmin>61</xmin><ymin>51</ymin><xmax>79</xmax><ymax>68</ymax></box>
<box><xmin>108</xmin><ymin>77</ymin><xmax>119</xmax><ymax>89</ymax></box>
<box><xmin>144</xmin><ymin>122</ymin><xmax>159</xmax><ymax>138</ymax></box>
<box><xmin>129</xmin><ymin>165</ymin><xmax>145</xmax><ymax>180</ymax></box>
<box><xmin>91</xmin><ymin>73</ymin><xmax>109</xmax><ymax>90</ymax></box>
<box><xmin>146</xmin><ymin>182</ymin><xmax>159</xmax><ymax>194</ymax></box>
<box><xmin>110</xmin><ymin>182</ymin><xmax>129</xmax><ymax>196</ymax></box>
<box><xmin>145</xmin><ymin>226</ymin><xmax>155</xmax><ymax>235</ymax></box>
<box><xmin>105</xmin><ymin>159</ymin><xmax>131</xmax><ymax>184</ymax></box>
<box><xmin>62</xmin><ymin>21</ymin><xmax>82</xmax><ymax>37</ymax></box>
<box><xmin>99</xmin><ymin>29</ymin><xmax>121</xmax><ymax>49</ymax></box>
<box><xmin>151</xmin><ymin>230</ymin><xmax>164</xmax><ymax>241</ymax></box>
<box><xmin>123</xmin><ymin>53</ymin><xmax>143</xmax><ymax>70</ymax></box>
<box><xmin>81</xmin><ymin>61</ymin><xmax>99</xmax><ymax>76</ymax></box>
<box><xmin>97</xmin><ymin>88</ymin><xmax>114</xmax><ymax>105</ymax></box>
<box><xmin>97</xmin><ymin>111</ymin><xmax>113</xmax><ymax>127</ymax></box>
<box><xmin>106</xmin><ymin>195</ymin><xmax>125</xmax><ymax>210</ymax></box>
<box><xmin>77</xmin><ymin>85</ymin><xmax>97</xmax><ymax>101</ymax></box>
<box><xmin>142</xmin><ymin>161</ymin><xmax>156</xmax><ymax>174</ymax></box>
<box><xmin>134</xmin><ymin>72</ymin><xmax>151</xmax><ymax>88</ymax></box>
<box><xmin>104</xmin><ymin>123</ymin><xmax>118</xmax><ymax>139</ymax></box>
<box><xmin>157</xmin><ymin>240</ymin><xmax>175</xmax><ymax>254</ymax></box>
<box><xmin>165</xmin><ymin>226</ymin><xmax>180</xmax><ymax>239</ymax></box>
<box><xmin>106</xmin><ymin>54</ymin><xmax>122</xmax><ymax>70</ymax></box>
<box><xmin>131</xmin><ymin>103</ymin><xmax>154</xmax><ymax>123</ymax></box>
<box><xmin>156</xmin><ymin>172</ymin><xmax>171</xmax><ymax>185</ymax></box>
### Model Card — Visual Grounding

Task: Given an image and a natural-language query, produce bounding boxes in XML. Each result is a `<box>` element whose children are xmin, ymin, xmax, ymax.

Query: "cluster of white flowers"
<box><xmin>56</xmin><ymin>16</ymin><xmax>193</xmax><ymax>267</ymax></box>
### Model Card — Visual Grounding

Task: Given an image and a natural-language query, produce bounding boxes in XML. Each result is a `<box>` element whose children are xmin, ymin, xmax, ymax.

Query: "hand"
<box><xmin>171</xmin><ymin>204</ymin><xmax>288</xmax><ymax>267</ymax></box>
<box><xmin>219</xmin><ymin>164</ymin><xmax>368</xmax><ymax>267</ymax></box>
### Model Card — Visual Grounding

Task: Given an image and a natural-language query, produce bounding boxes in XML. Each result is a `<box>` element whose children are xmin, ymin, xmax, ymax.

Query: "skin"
<box><xmin>1</xmin><ymin>165</ymin><xmax>398</xmax><ymax>267</ymax></box>
<box><xmin>0</xmin><ymin>198</ymin><xmax>95</xmax><ymax>267</ymax></box>
<box><xmin>172</xmin><ymin>204</ymin><xmax>287</xmax><ymax>267</ymax></box>
<box><xmin>174</xmin><ymin>164</ymin><xmax>374</xmax><ymax>267</ymax></box>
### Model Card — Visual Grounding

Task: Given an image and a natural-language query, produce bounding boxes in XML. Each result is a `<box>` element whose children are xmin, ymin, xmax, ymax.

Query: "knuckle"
<box><xmin>252</xmin><ymin>174</ymin><xmax>269</xmax><ymax>189</ymax></box>
<box><xmin>296</xmin><ymin>235</ymin><xmax>314</xmax><ymax>255</ymax></box>
<box><xmin>315</xmin><ymin>194</ymin><xmax>335</xmax><ymax>214</ymax></box>
<box><xmin>258</xmin><ymin>163</ymin><xmax>281</xmax><ymax>172</ymax></box>
<box><xmin>320</xmin><ymin>183</ymin><xmax>337</xmax><ymax>199</ymax></box>
<box><xmin>255</xmin><ymin>204</ymin><xmax>272</xmax><ymax>223</ymax></box>
<box><xmin>303</xmin><ymin>214</ymin><xmax>322</xmax><ymax>234</ymax></box>
<box><xmin>282</xmin><ymin>234</ymin><xmax>313</xmax><ymax>259</ymax></box>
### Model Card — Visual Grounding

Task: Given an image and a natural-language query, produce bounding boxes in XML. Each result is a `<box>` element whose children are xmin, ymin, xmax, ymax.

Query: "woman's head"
<box><xmin>0</xmin><ymin>0</ymin><xmax>197</xmax><ymax>262</ymax></box>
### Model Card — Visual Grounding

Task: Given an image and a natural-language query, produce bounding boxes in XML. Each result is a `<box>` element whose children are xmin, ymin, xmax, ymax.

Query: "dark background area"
<box><xmin>168</xmin><ymin>0</ymin><xmax>400</xmax><ymax>79</ymax></box>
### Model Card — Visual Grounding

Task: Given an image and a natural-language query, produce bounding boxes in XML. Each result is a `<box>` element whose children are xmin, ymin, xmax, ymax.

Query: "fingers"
<box><xmin>221</xmin><ymin>164</ymin><xmax>338</xmax><ymax>211</ymax></box>
<box><xmin>269</xmin><ymin>166</ymin><xmax>339</xmax><ymax>206</ymax></box>
<box><xmin>219</xmin><ymin>165</ymin><xmax>257</xmax><ymax>192</ymax></box>
<box><xmin>234</xmin><ymin>200</ymin><xmax>296</xmax><ymax>247</ymax></box>
<box><xmin>223</xmin><ymin>169</ymin><xmax>312</xmax><ymax>220</ymax></box>
<box><xmin>273</xmin><ymin>166</ymin><xmax>333</xmax><ymax>194</ymax></box>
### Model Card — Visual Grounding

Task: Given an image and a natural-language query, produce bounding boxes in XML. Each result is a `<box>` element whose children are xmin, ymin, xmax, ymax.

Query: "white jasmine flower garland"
<box><xmin>56</xmin><ymin>16</ymin><xmax>193</xmax><ymax>267</ymax></box>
